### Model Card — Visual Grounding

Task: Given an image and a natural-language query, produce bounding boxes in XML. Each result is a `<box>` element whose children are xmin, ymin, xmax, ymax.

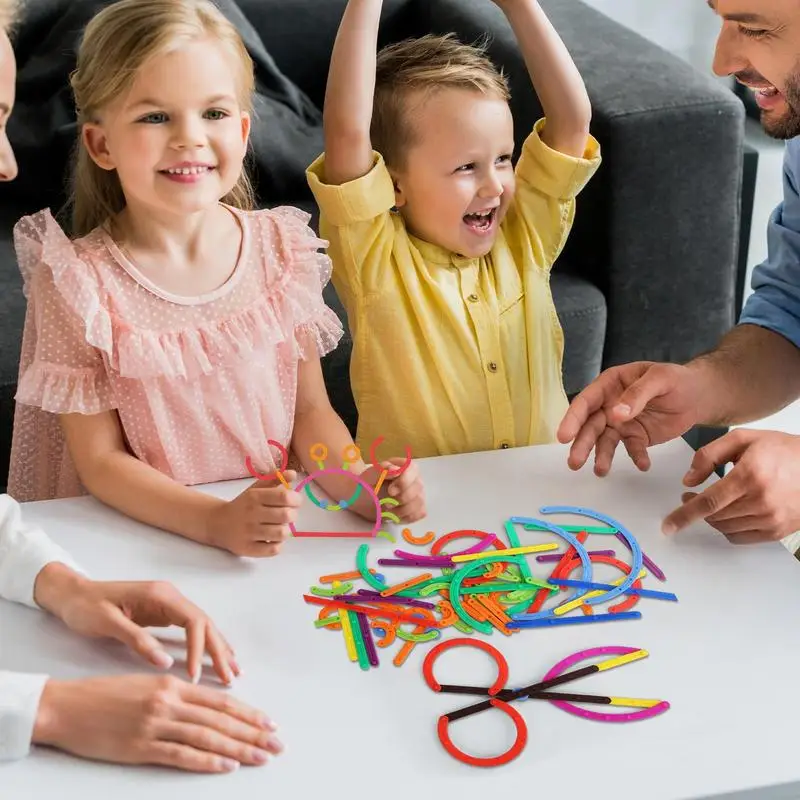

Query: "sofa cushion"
<box><xmin>234</xmin><ymin>0</ymin><xmax>417</xmax><ymax>108</ymax></box>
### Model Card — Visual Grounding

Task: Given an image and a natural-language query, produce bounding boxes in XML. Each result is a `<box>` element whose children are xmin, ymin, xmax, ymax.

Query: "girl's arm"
<box><xmin>322</xmin><ymin>0</ymin><xmax>383</xmax><ymax>185</ymax></box>
<box><xmin>59</xmin><ymin>411</ymin><xmax>223</xmax><ymax>544</ymax></box>
<box><xmin>494</xmin><ymin>0</ymin><xmax>591</xmax><ymax>156</ymax></box>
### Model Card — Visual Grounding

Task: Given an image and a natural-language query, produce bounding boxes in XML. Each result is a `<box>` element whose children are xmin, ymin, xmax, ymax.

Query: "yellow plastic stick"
<box><xmin>607</xmin><ymin>696</ymin><xmax>663</xmax><ymax>708</ymax></box>
<box><xmin>554</xmin><ymin>570</ymin><xmax>647</xmax><ymax>616</ymax></box>
<box><xmin>333</xmin><ymin>581</ymin><xmax>357</xmax><ymax>662</ymax></box>
<box><xmin>451</xmin><ymin>544</ymin><xmax>558</xmax><ymax>563</ymax></box>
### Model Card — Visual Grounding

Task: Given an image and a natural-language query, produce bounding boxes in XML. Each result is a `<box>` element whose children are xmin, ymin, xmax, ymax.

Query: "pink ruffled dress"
<box><xmin>8</xmin><ymin>205</ymin><xmax>344</xmax><ymax>502</ymax></box>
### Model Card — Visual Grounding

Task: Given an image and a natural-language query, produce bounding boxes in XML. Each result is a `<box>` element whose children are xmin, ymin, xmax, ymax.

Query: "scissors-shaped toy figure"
<box><xmin>423</xmin><ymin>638</ymin><xmax>670</xmax><ymax>767</ymax></box>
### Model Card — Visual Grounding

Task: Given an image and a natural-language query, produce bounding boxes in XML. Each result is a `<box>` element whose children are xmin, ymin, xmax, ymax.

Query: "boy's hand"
<box><xmin>206</xmin><ymin>472</ymin><xmax>301</xmax><ymax>557</ymax></box>
<box><xmin>361</xmin><ymin>458</ymin><xmax>426</xmax><ymax>522</ymax></box>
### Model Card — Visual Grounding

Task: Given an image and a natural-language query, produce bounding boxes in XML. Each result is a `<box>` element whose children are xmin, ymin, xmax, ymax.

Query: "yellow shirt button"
<box><xmin>500</xmin><ymin>442</ymin><xmax>510</xmax><ymax>449</ymax></box>
<box><xmin>468</xmin><ymin>293</ymin><xmax>479</xmax><ymax>303</ymax></box>
<box><xmin>488</xmin><ymin>361</ymin><xmax>498</xmax><ymax>373</ymax></box>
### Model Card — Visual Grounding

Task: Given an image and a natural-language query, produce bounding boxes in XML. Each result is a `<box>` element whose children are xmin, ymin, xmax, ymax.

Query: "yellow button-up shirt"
<box><xmin>307</xmin><ymin>120</ymin><xmax>601</xmax><ymax>459</ymax></box>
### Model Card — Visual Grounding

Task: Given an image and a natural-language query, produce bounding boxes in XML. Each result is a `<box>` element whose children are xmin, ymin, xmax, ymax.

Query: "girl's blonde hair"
<box><xmin>70</xmin><ymin>0</ymin><xmax>255</xmax><ymax>236</ymax></box>
<box><xmin>0</xmin><ymin>0</ymin><xmax>20</xmax><ymax>33</ymax></box>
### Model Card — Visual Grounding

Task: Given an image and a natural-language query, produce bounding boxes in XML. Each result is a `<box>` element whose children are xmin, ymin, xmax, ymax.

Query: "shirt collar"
<box><xmin>409</xmin><ymin>233</ymin><xmax>479</xmax><ymax>269</ymax></box>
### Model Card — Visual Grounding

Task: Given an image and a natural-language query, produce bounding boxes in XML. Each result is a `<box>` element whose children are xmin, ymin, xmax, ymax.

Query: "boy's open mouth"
<box><xmin>463</xmin><ymin>208</ymin><xmax>497</xmax><ymax>234</ymax></box>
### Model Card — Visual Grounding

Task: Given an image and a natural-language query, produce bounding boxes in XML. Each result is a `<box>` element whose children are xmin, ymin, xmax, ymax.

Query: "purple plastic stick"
<box><xmin>357</xmin><ymin>612</ymin><xmax>379</xmax><ymax>667</ymax></box>
<box><xmin>378</xmin><ymin>557</ymin><xmax>454</xmax><ymax>568</ymax></box>
<box><xmin>334</xmin><ymin>593</ymin><xmax>435</xmax><ymax>609</ymax></box>
<box><xmin>537</xmin><ymin>549</ymin><xmax>615</xmax><ymax>563</ymax></box>
<box><xmin>615</xmin><ymin>532</ymin><xmax>666</xmax><ymax>581</ymax></box>
<box><xmin>355</xmin><ymin>590</ymin><xmax>436</xmax><ymax>609</ymax></box>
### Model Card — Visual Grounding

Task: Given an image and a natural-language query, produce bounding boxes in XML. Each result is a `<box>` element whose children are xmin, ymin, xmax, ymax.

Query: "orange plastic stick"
<box><xmin>303</xmin><ymin>595</ymin><xmax>428</xmax><ymax>625</ymax></box>
<box><xmin>320</xmin><ymin>569</ymin><xmax>378</xmax><ymax>584</ymax></box>
<box><xmin>402</xmin><ymin>528</ymin><xmax>436</xmax><ymax>546</ymax></box>
<box><xmin>380</xmin><ymin>573</ymin><xmax>433</xmax><ymax>597</ymax></box>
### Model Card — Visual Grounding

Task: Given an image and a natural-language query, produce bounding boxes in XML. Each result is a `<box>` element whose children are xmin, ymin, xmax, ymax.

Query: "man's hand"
<box><xmin>35</xmin><ymin>568</ymin><xmax>239</xmax><ymax>684</ymax></box>
<box><xmin>33</xmin><ymin>675</ymin><xmax>282</xmax><ymax>773</ymax></box>
<box><xmin>557</xmin><ymin>361</ymin><xmax>705</xmax><ymax>475</ymax></box>
<box><xmin>663</xmin><ymin>429</ymin><xmax>800</xmax><ymax>544</ymax></box>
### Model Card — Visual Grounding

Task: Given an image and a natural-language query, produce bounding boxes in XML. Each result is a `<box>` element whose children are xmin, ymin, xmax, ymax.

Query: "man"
<box><xmin>559</xmin><ymin>0</ymin><xmax>800</xmax><ymax>546</ymax></box>
<box><xmin>0</xmin><ymin>4</ymin><xmax>282</xmax><ymax>773</ymax></box>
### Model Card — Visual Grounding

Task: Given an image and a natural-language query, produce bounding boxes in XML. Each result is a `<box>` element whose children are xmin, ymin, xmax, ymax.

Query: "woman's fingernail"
<box><xmin>662</xmin><ymin>521</ymin><xmax>677</xmax><ymax>535</ymax></box>
<box><xmin>192</xmin><ymin>666</ymin><xmax>202</xmax><ymax>685</ymax></box>
<box><xmin>262</xmin><ymin>717</ymin><xmax>278</xmax><ymax>730</ymax></box>
<box><xmin>616</xmin><ymin>404</ymin><xmax>631</xmax><ymax>417</ymax></box>
<box><xmin>220</xmin><ymin>758</ymin><xmax>240</xmax><ymax>772</ymax></box>
<box><xmin>152</xmin><ymin>651</ymin><xmax>174</xmax><ymax>670</ymax></box>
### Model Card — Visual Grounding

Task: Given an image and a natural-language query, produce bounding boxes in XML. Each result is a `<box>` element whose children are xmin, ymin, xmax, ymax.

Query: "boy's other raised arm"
<box><xmin>322</xmin><ymin>0</ymin><xmax>383</xmax><ymax>186</ymax></box>
<box><xmin>493</xmin><ymin>0</ymin><xmax>591</xmax><ymax>157</ymax></box>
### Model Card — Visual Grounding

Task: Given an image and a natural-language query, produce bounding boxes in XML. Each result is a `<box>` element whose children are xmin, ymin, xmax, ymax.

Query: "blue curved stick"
<box><xmin>539</xmin><ymin>506</ymin><xmax>643</xmax><ymax>607</ymax></box>
<box><xmin>508</xmin><ymin>517</ymin><xmax>593</xmax><ymax>619</ymax></box>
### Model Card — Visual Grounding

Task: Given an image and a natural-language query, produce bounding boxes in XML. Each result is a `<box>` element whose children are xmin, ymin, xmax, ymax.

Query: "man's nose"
<box><xmin>712</xmin><ymin>24</ymin><xmax>745</xmax><ymax>77</ymax></box>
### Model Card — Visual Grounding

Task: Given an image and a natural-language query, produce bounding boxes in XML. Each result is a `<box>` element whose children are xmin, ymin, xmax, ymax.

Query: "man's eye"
<box><xmin>739</xmin><ymin>27</ymin><xmax>769</xmax><ymax>39</ymax></box>
<box><xmin>205</xmin><ymin>109</ymin><xmax>229</xmax><ymax>120</ymax></box>
<box><xmin>456</xmin><ymin>163</ymin><xmax>476</xmax><ymax>172</ymax></box>
<box><xmin>496</xmin><ymin>154</ymin><xmax>512</xmax><ymax>165</ymax></box>
<box><xmin>138</xmin><ymin>112</ymin><xmax>167</xmax><ymax>124</ymax></box>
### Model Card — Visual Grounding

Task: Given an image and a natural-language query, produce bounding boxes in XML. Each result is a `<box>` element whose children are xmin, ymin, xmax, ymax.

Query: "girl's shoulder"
<box><xmin>13</xmin><ymin>209</ymin><xmax>113</xmax><ymax>291</ymax></box>
<box><xmin>232</xmin><ymin>205</ymin><xmax>331</xmax><ymax>288</ymax></box>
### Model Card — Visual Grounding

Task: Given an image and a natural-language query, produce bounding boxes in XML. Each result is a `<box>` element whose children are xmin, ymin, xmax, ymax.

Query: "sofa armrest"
<box><xmin>417</xmin><ymin>0</ymin><xmax>745</xmax><ymax>368</ymax></box>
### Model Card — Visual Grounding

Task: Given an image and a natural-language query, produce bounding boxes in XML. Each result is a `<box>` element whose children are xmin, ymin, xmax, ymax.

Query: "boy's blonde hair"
<box><xmin>0</xmin><ymin>0</ymin><xmax>20</xmax><ymax>32</ymax></box>
<box><xmin>372</xmin><ymin>33</ymin><xmax>510</xmax><ymax>169</ymax></box>
<box><xmin>70</xmin><ymin>0</ymin><xmax>255</xmax><ymax>237</ymax></box>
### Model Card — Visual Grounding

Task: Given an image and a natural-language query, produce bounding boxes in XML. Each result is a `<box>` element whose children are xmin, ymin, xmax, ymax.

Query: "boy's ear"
<box><xmin>82</xmin><ymin>124</ymin><xmax>116</xmax><ymax>171</ymax></box>
<box><xmin>388</xmin><ymin>168</ymin><xmax>407</xmax><ymax>209</ymax></box>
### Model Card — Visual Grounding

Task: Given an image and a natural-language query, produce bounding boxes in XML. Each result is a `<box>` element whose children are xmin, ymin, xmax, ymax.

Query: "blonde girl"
<box><xmin>9</xmin><ymin>0</ymin><xmax>425</xmax><ymax>556</ymax></box>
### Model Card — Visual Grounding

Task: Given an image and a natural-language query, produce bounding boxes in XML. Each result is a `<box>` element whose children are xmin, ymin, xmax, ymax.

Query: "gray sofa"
<box><xmin>0</xmin><ymin>0</ymin><xmax>745</xmax><ymax>491</ymax></box>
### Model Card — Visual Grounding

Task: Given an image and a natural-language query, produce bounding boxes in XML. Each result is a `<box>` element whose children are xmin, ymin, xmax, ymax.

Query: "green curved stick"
<box><xmin>417</xmin><ymin>579</ymin><xmax>454</xmax><ymax>597</ymax></box>
<box><xmin>310</xmin><ymin>582</ymin><xmax>354</xmax><ymax>597</ymax></box>
<box><xmin>396</xmin><ymin>626</ymin><xmax>441</xmax><ymax>643</ymax></box>
<box><xmin>449</xmin><ymin>555</ymin><xmax>526</xmax><ymax>635</ymax></box>
<box><xmin>304</xmin><ymin>482</ymin><xmax>362</xmax><ymax>512</ymax></box>
<box><xmin>497</xmin><ymin>589</ymin><xmax>538</xmax><ymax>604</ymax></box>
<box><xmin>356</xmin><ymin>544</ymin><xmax>444</xmax><ymax>598</ymax></box>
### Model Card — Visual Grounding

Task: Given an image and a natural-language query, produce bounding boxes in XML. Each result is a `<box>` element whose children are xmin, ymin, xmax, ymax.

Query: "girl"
<box><xmin>8</xmin><ymin>0</ymin><xmax>425</xmax><ymax>557</ymax></box>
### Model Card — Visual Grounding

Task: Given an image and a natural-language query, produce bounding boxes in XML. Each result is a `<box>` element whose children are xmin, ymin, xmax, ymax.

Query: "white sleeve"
<box><xmin>0</xmin><ymin>672</ymin><xmax>49</xmax><ymax>760</ymax></box>
<box><xmin>0</xmin><ymin>494</ymin><xmax>83</xmax><ymax>608</ymax></box>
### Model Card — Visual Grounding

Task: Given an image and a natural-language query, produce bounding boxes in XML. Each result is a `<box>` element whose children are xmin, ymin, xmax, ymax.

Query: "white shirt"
<box><xmin>0</xmin><ymin>493</ymin><xmax>81</xmax><ymax>761</ymax></box>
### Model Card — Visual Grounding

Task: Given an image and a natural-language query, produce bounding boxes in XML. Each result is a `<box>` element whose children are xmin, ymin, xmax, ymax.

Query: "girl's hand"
<box><xmin>361</xmin><ymin>458</ymin><xmax>426</xmax><ymax>522</ymax></box>
<box><xmin>205</xmin><ymin>472</ymin><xmax>301</xmax><ymax>557</ymax></box>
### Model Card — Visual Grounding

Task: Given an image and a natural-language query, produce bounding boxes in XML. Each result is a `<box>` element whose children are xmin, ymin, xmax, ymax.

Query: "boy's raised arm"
<box><xmin>322</xmin><ymin>0</ymin><xmax>383</xmax><ymax>186</ymax></box>
<box><xmin>493</xmin><ymin>0</ymin><xmax>591</xmax><ymax>157</ymax></box>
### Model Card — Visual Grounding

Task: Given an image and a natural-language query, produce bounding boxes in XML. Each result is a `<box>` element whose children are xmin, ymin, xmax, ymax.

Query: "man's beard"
<box><xmin>761</xmin><ymin>71</ymin><xmax>800</xmax><ymax>140</ymax></box>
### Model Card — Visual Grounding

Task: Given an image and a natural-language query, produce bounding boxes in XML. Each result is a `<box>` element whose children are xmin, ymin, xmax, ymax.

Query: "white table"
<box><xmin>2</xmin><ymin>439</ymin><xmax>800</xmax><ymax>800</ymax></box>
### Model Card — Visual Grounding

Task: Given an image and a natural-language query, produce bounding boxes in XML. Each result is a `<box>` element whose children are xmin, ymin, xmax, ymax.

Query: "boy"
<box><xmin>307</xmin><ymin>0</ymin><xmax>600</xmax><ymax>458</ymax></box>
